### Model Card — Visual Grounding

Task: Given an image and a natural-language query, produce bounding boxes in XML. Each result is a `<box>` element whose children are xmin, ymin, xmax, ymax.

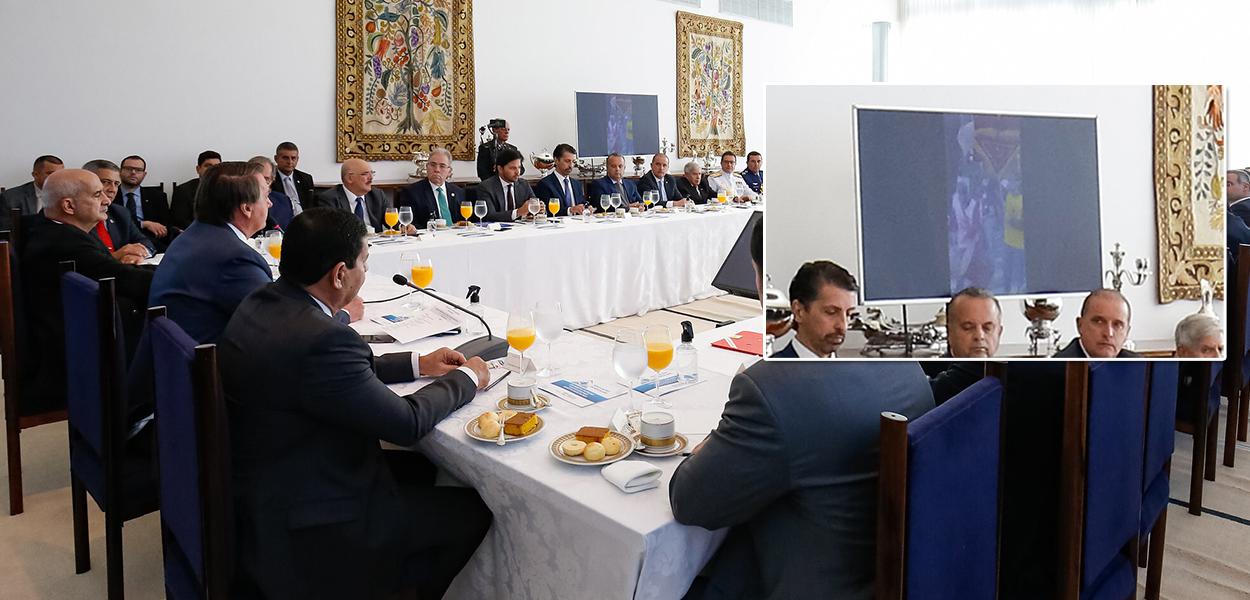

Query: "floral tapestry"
<box><xmin>1153</xmin><ymin>84</ymin><xmax>1224</xmax><ymax>303</ymax></box>
<box><xmin>336</xmin><ymin>0</ymin><xmax>475</xmax><ymax>161</ymax></box>
<box><xmin>675</xmin><ymin>11</ymin><xmax>744</xmax><ymax>158</ymax></box>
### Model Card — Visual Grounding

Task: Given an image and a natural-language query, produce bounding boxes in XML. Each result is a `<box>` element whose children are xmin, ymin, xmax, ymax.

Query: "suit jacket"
<box><xmin>19</xmin><ymin>213</ymin><xmax>153</xmax><ymax>414</ymax></box>
<box><xmin>1229</xmin><ymin>209</ymin><xmax>1250</xmax><ymax>266</ymax></box>
<box><xmin>635</xmin><ymin>172</ymin><xmax>681</xmax><ymax>207</ymax></box>
<box><xmin>92</xmin><ymin>203</ymin><xmax>156</xmax><ymax>256</ymax></box>
<box><xmin>149</xmin><ymin>221</ymin><xmax>273</xmax><ymax>344</ymax></box>
<box><xmin>267</xmin><ymin>191</ymin><xmax>295</xmax><ymax>231</ymax></box>
<box><xmin>770</xmin><ymin>341</ymin><xmax>799</xmax><ymax>358</ymax></box>
<box><xmin>271</xmin><ymin>168</ymin><xmax>316</xmax><ymax>210</ymax></box>
<box><xmin>670</xmin><ymin>361</ymin><xmax>935</xmax><ymax>599</ymax></box>
<box><xmin>313</xmin><ymin>185</ymin><xmax>391</xmax><ymax>231</ymax></box>
<box><xmin>475</xmin><ymin>140</ymin><xmax>524</xmax><ymax>181</ymax></box>
<box><xmin>0</xmin><ymin>181</ymin><xmax>38</xmax><ymax>230</ymax></box>
<box><xmin>1052</xmin><ymin>338</ymin><xmax>1142</xmax><ymax>358</ymax></box>
<box><xmin>533</xmin><ymin>173</ymin><xmax>585</xmax><ymax>216</ymax></box>
<box><xmin>741</xmin><ymin>168</ymin><xmax>764</xmax><ymax>194</ymax></box>
<box><xmin>118</xmin><ymin>185</ymin><xmax>174</xmax><ymax>230</ymax></box>
<box><xmin>475</xmin><ymin>176</ymin><xmax>535</xmax><ymax>222</ymax></box>
<box><xmin>926</xmin><ymin>361</ymin><xmax>983</xmax><ymax>405</ymax></box>
<box><xmin>218</xmin><ymin>277</ymin><xmax>477</xmax><ymax>598</ymax></box>
<box><xmin>587</xmin><ymin>176</ymin><xmax>641</xmax><ymax>206</ymax></box>
<box><xmin>169</xmin><ymin>178</ymin><xmax>200</xmax><ymax>230</ymax></box>
<box><xmin>676</xmin><ymin>176</ymin><xmax>716</xmax><ymax>204</ymax></box>
<box><xmin>397</xmin><ymin>179</ymin><xmax>466</xmax><ymax>228</ymax></box>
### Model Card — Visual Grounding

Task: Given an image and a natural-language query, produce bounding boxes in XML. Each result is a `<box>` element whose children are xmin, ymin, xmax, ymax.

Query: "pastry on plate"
<box><xmin>561</xmin><ymin>439</ymin><xmax>587</xmax><ymax>457</ymax></box>
<box><xmin>582</xmin><ymin>442</ymin><xmax>606</xmax><ymax>462</ymax></box>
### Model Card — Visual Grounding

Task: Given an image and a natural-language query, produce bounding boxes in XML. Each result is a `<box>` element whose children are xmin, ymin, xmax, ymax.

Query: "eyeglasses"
<box><xmin>348</xmin><ymin>170</ymin><xmax>377</xmax><ymax>177</ymax></box>
<box><xmin>427</xmin><ymin>162</ymin><xmax>451</xmax><ymax>170</ymax></box>
<box><xmin>121</xmin><ymin>166</ymin><xmax>146</xmax><ymax>173</ymax></box>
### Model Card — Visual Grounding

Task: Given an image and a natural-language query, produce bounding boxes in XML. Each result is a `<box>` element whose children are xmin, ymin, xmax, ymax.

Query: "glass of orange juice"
<box><xmin>506</xmin><ymin>310</ymin><xmax>536</xmax><ymax>375</ymax></box>
<box><xmin>265</xmin><ymin>231</ymin><xmax>283</xmax><ymax>261</ymax></box>
<box><xmin>384</xmin><ymin>207</ymin><xmax>399</xmax><ymax>234</ymax></box>
<box><xmin>644</xmin><ymin>325</ymin><xmax>674</xmax><ymax>407</ymax></box>
<box><xmin>547</xmin><ymin>198</ymin><xmax>560</xmax><ymax>219</ymax></box>
<box><xmin>401</xmin><ymin>252</ymin><xmax>434</xmax><ymax>288</ymax></box>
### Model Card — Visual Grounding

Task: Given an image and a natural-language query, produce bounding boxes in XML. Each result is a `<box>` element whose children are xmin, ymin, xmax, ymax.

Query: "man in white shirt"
<box><xmin>533</xmin><ymin>143</ymin><xmax>587</xmax><ymax>216</ymax></box>
<box><xmin>771</xmin><ymin>260</ymin><xmax>859</xmax><ymax>358</ymax></box>
<box><xmin>313</xmin><ymin>158</ymin><xmax>413</xmax><ymax>233</ymax></box>
<box><xmin>707</xmin><ymin>152</ymin><xmax>756</xmax><ymax>203</ymax></box>
<box><xmin>398</xmin><ymin>147</ymin><xmax>469</xmax><ymax>228</ymax></box>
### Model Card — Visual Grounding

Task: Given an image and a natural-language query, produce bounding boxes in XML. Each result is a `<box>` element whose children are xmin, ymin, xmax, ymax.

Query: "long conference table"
<box><xmin>364</xmin><ymin>206</ymin><xmax>757</xmax><ymax>330</ymax></box>
<box><xmin>354</xmin><ymin>276</ymin><xmax>764</xmax><ymax>599</ymax></box>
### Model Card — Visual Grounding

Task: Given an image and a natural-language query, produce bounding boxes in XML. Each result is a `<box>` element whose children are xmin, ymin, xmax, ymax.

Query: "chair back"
<box><xmin>1143</xmin><ymin>362</ymin><xmax>1179</xmax><ymax>485</ymax></box>
<box><xmin>150</xmin><ymin>312</ymin><xmax>233</xmax><ymax>599</ymax></box>
<box><xmin>0</xmin><ymin>237</ymin><xmax>23</xmax><ymax>419</ymax></box>
<box><xmin>877</xmin><ymin>376</ymin><xmax>1004</xmax><ymax>599</ymax></box>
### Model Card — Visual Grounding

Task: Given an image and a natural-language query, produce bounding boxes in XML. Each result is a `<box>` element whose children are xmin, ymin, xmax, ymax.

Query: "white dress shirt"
<box><xmin>708</xmin><ymin>170</ymin><xmax>758</xmax><ymax>200</ymax></box>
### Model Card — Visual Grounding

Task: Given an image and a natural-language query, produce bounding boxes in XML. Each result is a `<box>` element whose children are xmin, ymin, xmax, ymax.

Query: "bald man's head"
<box><xmin>341</xmin><ymin>158</ymin><xmax>374</xmax><ymax>196</ymax></box>
<box><xmin>43</xmin><ymin>169</ymin><xmax>107</xmax><ymax>231</ymax></box>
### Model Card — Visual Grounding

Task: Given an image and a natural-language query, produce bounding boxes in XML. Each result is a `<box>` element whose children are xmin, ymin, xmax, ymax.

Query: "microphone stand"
<box><xmin>391</xmin><ymin>274</ymin><xmax>510</xmax><ymax>360</ymax></box>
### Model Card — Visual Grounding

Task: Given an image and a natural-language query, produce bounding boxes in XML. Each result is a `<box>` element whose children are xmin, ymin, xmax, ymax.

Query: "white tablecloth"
<box><xmin>354</xmin><ymin>281</ymin><xmax>735</xmax><ymax>599</ymax></box>
<box><xmin>364</xmin><ymin>207</ymin><xmax>756</xmax><ymax>330</ymax></box>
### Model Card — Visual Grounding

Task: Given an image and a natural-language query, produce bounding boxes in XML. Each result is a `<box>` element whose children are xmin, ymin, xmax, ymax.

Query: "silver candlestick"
<box><xmin>1103</xmin><ymin>242</ymin><xmax>1150</xmax><ymax>291</ymax></box>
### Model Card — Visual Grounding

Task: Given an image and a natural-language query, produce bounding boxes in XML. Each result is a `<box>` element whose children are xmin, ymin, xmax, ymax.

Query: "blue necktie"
<box><xmin>563</xmin><ymin>177</ymin><xmax>573</xmax><ymax>210</ymax></box>
<box><xmin>354</xmin><ymin>196</ymin><xmax>365</xmax><ymax>221</ymax></box>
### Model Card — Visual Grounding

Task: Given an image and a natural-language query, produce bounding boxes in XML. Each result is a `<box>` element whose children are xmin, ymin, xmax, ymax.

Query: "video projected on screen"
<box><xmin>576</xmin><ymin>92</ymin><xmax>660</xmax><ymax>157</ymax></box>
<box><xmin>854</xmin><ymin>107</ymin><xmax>1102</xmax><ymax>304</ymax></box>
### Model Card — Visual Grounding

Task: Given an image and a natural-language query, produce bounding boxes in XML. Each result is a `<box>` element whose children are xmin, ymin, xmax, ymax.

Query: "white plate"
<box><xmin>549</xmin><ymin>431</ymin><xmax>635</xmax><ymax>466</ymax></box>
<box><xmin>464</xmin><ymin>414</ymin><xmax>545</xmax><ymax>443</ymax></box>
<box><xmin>633</xmin><ymin>433</ymin><xmax>689</xmax><ymax>458</ymax></box>
<box><xmin>497</xmin><ymin>393</ymin><xmax>552</xmax><ymax>413</ymax></box>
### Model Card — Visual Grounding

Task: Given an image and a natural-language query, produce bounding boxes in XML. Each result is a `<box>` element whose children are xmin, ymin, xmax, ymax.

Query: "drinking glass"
<box><xmin>644</xmin><ymin>325</ymin><xmax>674</xmax><ymax>408</ymax></box>
<box><xmin>460</xmin><ymin>201</ymin><xmax>474</xmax><ymax>226</ymax></box>
<box><xmin>265</xmin><ymin>231</ymin><xmax>282</xmax><ymax>261</ymax></box>
<box><xmin>397</xmin><ymin>206</ymin><xmax>413</xmax><ymax>236</ymax></box>
<box><xmin>404</xmin><ymin>253</ymin><xmax>434</xmax><ymax>288</ymax></box>
<box><xmin>507</xmin><ymin>310</ymin><xmax>536</xmax><ymax>375</ymax></box>
<box><xmin>474</xmin><ymin>200</ymin><xmax>488</xmax><ymax>227</ymax></box>
<box><xmin>384</xmin><ymin>207</ymin><xmax>399</xmax><ymax>233</ymax></box>
<box><xmin>527</xmin><ymin>198</ymin><xmax>543</xmax><ymax>220</ymax></box>
<box><xmin>611</xmin><ymin>192</ymin><xmax>623</xmax><ymax>212</ymax></box>
<box><xmin>643</xmin><ymin>191</ymin><xmax>655</xmax><ymax>212</ymax></box>
<box><xmin>547</xmin><ymin>198</ymin><xmax>560</xmax><ymax>218</ymax></box>
<box><xmin>612</xmin><ymin>328</ymin><xmax>647</xmax><ymax>420</ymax></box>
<box><xmin>533</xmin><ymin>301</ymin><xmax>563</xmax><ymax>377</ymax></box>
<box><xmin>599</xmin><ymin>194</ymin><xmax>611</xmax><ymax>214</ymax></box>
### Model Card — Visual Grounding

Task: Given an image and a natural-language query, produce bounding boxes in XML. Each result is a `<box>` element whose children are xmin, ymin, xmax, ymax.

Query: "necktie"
<box><xmin>658</xmin><ymin>177</ymin><xmax>667</xmax><ymax>203</ymax></box>
<box><xmin>435</xmin><ymin>186</ymin><xmax>452</xmax><ymax>223</ymax></box>
<box><xmin>354</xmin><ymin>196</ymin><xmax>365</xmax><ymax>222</ymax></box>
<box><xmin>506</xmin><ymin>184</ymin><xmax>514</xmax><ymax>211</ymax></box>
<box><xmin>615</xmin><ymin>181</ymin><xmax>626</xmax><ymax>202</ymax></box>
<box><xmin>125</xmin><ymin>192</ymin><xmax>136</xmax><ymax>214</ymax></box>
<box><xmin>284</xmin><ymin>175</ymin><xmax>302</xmax><ymax>215</ymax></box>
<box><xmin>94</xmin><ymin>221</ymin><xmax>114</xmax><ymax>252</ymax></box>
<box><xmin>562</xmin><ymin>177</ymin><xmax>573</xmax><ymax>210</ymax></box>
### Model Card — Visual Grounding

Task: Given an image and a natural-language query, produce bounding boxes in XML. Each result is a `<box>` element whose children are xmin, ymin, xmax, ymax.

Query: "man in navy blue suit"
<box><xmin>635</xmin><ymin>153</ymin><xmax>684</xmax><ymax>208</ymax></box>
<box><xmin>533</xmin><ymin>143</ymin><xmax>588</xmax><ymax>216</ymax></box>
<box><xmin>249</xmin><ymin>156</ymin><xmax>296</xmax><ymax>231</ymax></box>
<box><xmin>771</xmin><ymin>260</ymin><xmax>859</xmax><ymax>359</ymax></box>
<box><xmin>149</xmin><ymin>161</ymin><xmax>275</xmax><ymax>343</ymax></box>
<box><xmin>398</xmin><ymin>147</ymin><xmax>467</xmax><ymax>228</ymax></box>
<box><xmin>587</xmin><ymin>153</ymin><xmax>641</xmax><ymax>210</ymax></box>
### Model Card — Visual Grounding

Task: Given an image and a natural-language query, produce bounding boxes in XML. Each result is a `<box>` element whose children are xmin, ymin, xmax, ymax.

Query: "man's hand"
<box><xmin>112</xmin><ymin>243</ymin><xmax>148</xmax><ymax>264</ymax></box>
<box><xmin>670</xmin><ymin>199</ymin><xmax>688</xmax><ymax>208</ymax></box>
<box><xmin>419</xmin><ymin>347</ymin><xmax>468</xmax><ymax>378</ymax></box>
<box><xmin>404</xmin><ymin>224</ymin><xmax>418</xmax><ymax>234</ymax></box>
<box><xmin>344</xmin><ymin>295</ymin><xmax>365</xmax><ymax>322</ymax></box>
<box><xmin>568</xmin><ymin>204</ymin><xmax>585</xmax><ymax>216</ymax></box>
<box><xmin>629</xmin><ymin>202</ymin><xmax>645</xmax><ymax>210</ymax></box>
<box><xmin>141</xmin><ymin>220</ymin><xmax>168</xmax><ymax>238</ymax></box>
<box><xmin>464</xmin><ymin>356</ymin><xmax>490</xmax><ymax>390</ymax></box>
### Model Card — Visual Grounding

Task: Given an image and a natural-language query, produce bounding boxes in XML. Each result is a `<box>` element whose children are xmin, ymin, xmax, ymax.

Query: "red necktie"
<box><xmin>95</xmin><ymin>221</ymin><xmax>115</xmax><ymax>252</ymax></box>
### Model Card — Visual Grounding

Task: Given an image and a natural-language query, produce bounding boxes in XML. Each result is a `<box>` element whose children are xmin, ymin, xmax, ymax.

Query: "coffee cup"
<box><xmin>506</xmin><ymin>378</ymin><xmax>536</xmax><ymax>406</ymax></box>
<box><xmin>639</xmin><ymin>411</ymin><xmax>676</xmax><ymax>449</ymax></box>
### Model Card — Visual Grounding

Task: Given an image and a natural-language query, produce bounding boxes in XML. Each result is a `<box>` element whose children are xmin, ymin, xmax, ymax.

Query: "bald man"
<box><xmin>312</xmin><ymin>158</ymin><xmax>414</xmax><ymax>233</ymax></box>
<box><xmin>20</xmin><ymin>169</ymin><xmax>154</xmax><ymax>413</ymax></box>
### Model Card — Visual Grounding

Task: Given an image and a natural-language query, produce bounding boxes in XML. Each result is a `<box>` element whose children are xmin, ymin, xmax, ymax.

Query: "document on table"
<box><xmin>542</xmin><ymin>379</ymin><xmax>628</xmax><ymax>408</ymax></box>
<box><xmin>370</xmin><ymin>304</ymin><xmax>462</xmax><ymax>344</ymax></box>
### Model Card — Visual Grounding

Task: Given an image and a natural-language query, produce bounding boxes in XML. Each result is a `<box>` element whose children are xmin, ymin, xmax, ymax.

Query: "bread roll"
<box><xmin>479</xmin><ymin>418</ymin><xmax>501</xmax><ymax>439</ymax></box>
<box><xmin>601</xmin><ymin>436</ymin><xmax>622</xmax><ymax>456</ymax></box>
<box><xmin>561</xmin><ymin>440</ymin><xmax>587</xmax><ymax>457</ymax></box>
<box><xmin>477</xmin><ymin>411</ymin><xmax>498</xmax><ymax>429</ymax></box>
<box><xmin>583</xmin><ymin>442</ymin><xmax>606</xmax><ymax>462</ymax></box>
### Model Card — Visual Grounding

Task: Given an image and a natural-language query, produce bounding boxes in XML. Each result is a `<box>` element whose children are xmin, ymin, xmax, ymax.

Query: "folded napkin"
<box><xmin>601</xmin><ymin>460</ymin><xmax>662</xmax><ymax>493</ymax></box>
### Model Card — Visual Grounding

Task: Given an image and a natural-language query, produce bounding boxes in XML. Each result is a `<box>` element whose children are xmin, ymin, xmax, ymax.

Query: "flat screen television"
<box><xmin>713</xmin><ymin>210</ymin><xmax>763</xmax><ymax>301</ymax></box>
<box><xmin>853</xmin><ymin>106</ymin><xmax>1102</xmax><ymax>304</ymax></box>
<box><xmin>575</xmin><ymin>92</ymin><xmax>660</xmax><ymax>157</ymax></box>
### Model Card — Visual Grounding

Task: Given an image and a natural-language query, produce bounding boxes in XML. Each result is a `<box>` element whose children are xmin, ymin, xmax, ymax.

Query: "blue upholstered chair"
<box><xmin>1139</xmin><ymin>362</ymin><xmax>1179</xmax><ymax>599</ymax></box>
<box><xmin>1175</xmin><ymin>361</ymin><xmax>1223</xmax><ymax>517</ymax></box>
<box><xmin>61</xmin><ymin>270</ymin><xmax>159</xmax><ymax>599</ymax></box>
<box><xmin>1057</xmin><ymin>362</ymin><xmax>1147</xmax><ymax>600</ymax></box>
<box><xmin>877</xmin><ymin>374</ymin><xmax>1004</xmax><ymax>599</ymax></box>
<box><xmin>149</xmin><ymin>310</ymin><xmax>235</xmax><ymax>599</ymax></box>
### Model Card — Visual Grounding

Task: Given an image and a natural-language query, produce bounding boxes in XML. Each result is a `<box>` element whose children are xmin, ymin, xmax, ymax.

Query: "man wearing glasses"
<box><xmin>313</xmin><ymin>158</ymin><xmax>414</xmax><ymax>233</ymax></box>
<box><xmin>117</xmin><ymin>154</ymin><xmax>177</xmax><ymax>248</ymax></box>
<box><xmin>398</xmin><ymin>147</ymin><xmax>466</xmax><ymax>228</ymax></box>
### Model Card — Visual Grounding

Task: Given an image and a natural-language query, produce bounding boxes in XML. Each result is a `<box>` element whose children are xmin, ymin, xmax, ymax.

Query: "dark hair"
<box><xmin>495</xmin><ymin>147</ymin><xmax>523</xmax><ymax>168</ymax></box>
<box><xmin>721</xmin><ymin>151</ymin><xmax>736</xmax><ymax>161</ymax></box>
<box><xmin>789</xmin><ymin>260</ymin><xmax>858</xmax><ymax>306</ymax></box>
<box><xmin>750</xmin><ymin>216</ymin><xmax>763</xmax><ymax>268</ymax></box>
<box><xmin>120</xmin><ymin>155</ymin><xmax>146</xmax><ymax>169</ymax></box>
<box><xmin>280</xmin><ymin>207</ymin><xmax>367</xmax><ymax>286</ymax></box>
<box><xmin>276</xmin><ymin>141</ymin><xmax>299</xmax><ymax>153</ymax></box>
<box><xmin>946</xmin><ymin>287</ymin><xmax>1001</xmax><ymax>321</ymax></box>
<box><xmin>746</xmin><ymin>151</ymin><xmax>761</xmax><ymax>160</ymax></box>
<box><xmin>194</xmin><ymin>161</ymin><xmax>264</xmax><ymax>225</ymax></box>
<box><xmin>197</xmin><ymin>150</ymin><xmax>222</xmax><ymax>166</ymax></box>
<box><xmin>1080</xmin><ymin>288</ymin><xmax>1132</xmax><ymax>322</ymax></box>
<box><xmin>81</xmin><ymin>159</ymin><xmax>120</xmax><ymax>173</ymax></box>
<box><xmin>553</xmin><ymin>143</ymin><xmax>577</xmax><ymax>160</ymax></box>
<box><xmin>33</xmin><ymin>155</ymin><xmax>63</xmax><ymax>170</ymax></box>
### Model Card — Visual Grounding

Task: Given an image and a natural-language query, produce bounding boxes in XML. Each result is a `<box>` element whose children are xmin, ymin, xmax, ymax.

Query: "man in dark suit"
<box><xmin>168</xmin><ymin>149</ymin><xmax>222</xmax><ymax>229</ymax></box>
<box><xmin>476</xmin><ymin>148</ymin><xmax>536</xmax><ymax>222</ymax></box>
<box><xmin>117</xmin><ymin>155</ymin><xmax>178</xmax><ymax>249</ymax></box>
<box><xmin>671</xmin><ymin>216</ymin><xmax>935</xmax><ymax>599</ymax></box>
<box><xmin>635</xmin><ymin>153</ymin><xmax>684</xmax><ymax>209</ymax></box>
<box><xmin>272</xmin><ymin>141</ymin><xmax>315</xmax><ymax>214</ymax></box>
<box><xmin>675</xmin><ymin>160</ymin><xmax>715</xmax><ymax>204</ymax></box>
<box><xmin>312</xmin><ymin>158</ymin><xmax>412</xmax><ymax>233</ymax></box>
<box><xmin>476</xmin><ymin>118</ymin><xmax>523</xmax><ymax>181</ymax></box>
<box><xmin>248</xmin><ymin>156</ymin><xmax>296</xmax><ymax>231</ymax></box>
<box><xmin>1052</xmin><ymin>288</ymin><xmax>1142</xmax><ymax>358</ymax></box>
<box><xmin>83</xmin><ymin>159</ymin><xmax>155</xmax><ymax>262</ymax></box>
<box><xmin>1228</xmin><ymin>168</ymin><xmax>1250</xmax><ymax>225</ymax></box>
<box><xmin>2</xmin><ymin>154</ymin><xmax>64</xmax><ymax>230</ymax></box>
<box><xmin>398</xmin><ymin>147</ymin><xmax>467</xmax><ymax>228</ymax></box>
<box><xmin>532</xmin><ymin>143</ymin><xmax>587</xmax><ymax>216</ymax></box>
<box><xmin>587</xmin><ymin>153</ymin><xmax>642</xmax><ymax>209</ymax></box>
<box><xmin>19</xmin><ymin>169</ymin><xmax>154</xmax><ymax>414</ymax></box>
<box><xmin>218</xmin><ymin>207</ymin><xmax>492</xmax><ymax>599</ymax></box>
<box><xmin>771</xmin><ymin>260</ymin><xmax>859</xmax><ymax>359</ymax></box>
<box><xmin>150</xmin><ymin>161</ymin><xmax>274</xmax><ymax>344</ymax></box>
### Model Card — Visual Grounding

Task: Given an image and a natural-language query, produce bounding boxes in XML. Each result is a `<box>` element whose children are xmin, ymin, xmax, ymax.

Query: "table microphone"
<box><xmin>391</xmin><ymin>274</ymin><xmax>509</xmax><ymax>360</ymax></box>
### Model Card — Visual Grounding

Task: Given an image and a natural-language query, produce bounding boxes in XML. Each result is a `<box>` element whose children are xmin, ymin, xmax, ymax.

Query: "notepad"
<box><xmin>711</xmin><ymin>330</ymin><xmax>764</xmax><ymax>356</ymax></box>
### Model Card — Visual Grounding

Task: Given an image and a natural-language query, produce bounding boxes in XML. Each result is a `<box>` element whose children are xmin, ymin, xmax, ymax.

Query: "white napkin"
<box><xmin>601</xmin><ymin>460</ymin><xmax>662</xmax><ymax>494</ymax></box>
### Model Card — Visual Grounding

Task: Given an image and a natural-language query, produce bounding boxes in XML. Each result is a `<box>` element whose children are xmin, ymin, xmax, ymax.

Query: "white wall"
<box><xmin>765</xmin><ymin>85</ymin><xmax>1224</xmax><ymax>347</ymax></box>
<box><xmin>0</xmin><ymin>0</ymin><xmax>887</xmax><ymax>189</ymax></box>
